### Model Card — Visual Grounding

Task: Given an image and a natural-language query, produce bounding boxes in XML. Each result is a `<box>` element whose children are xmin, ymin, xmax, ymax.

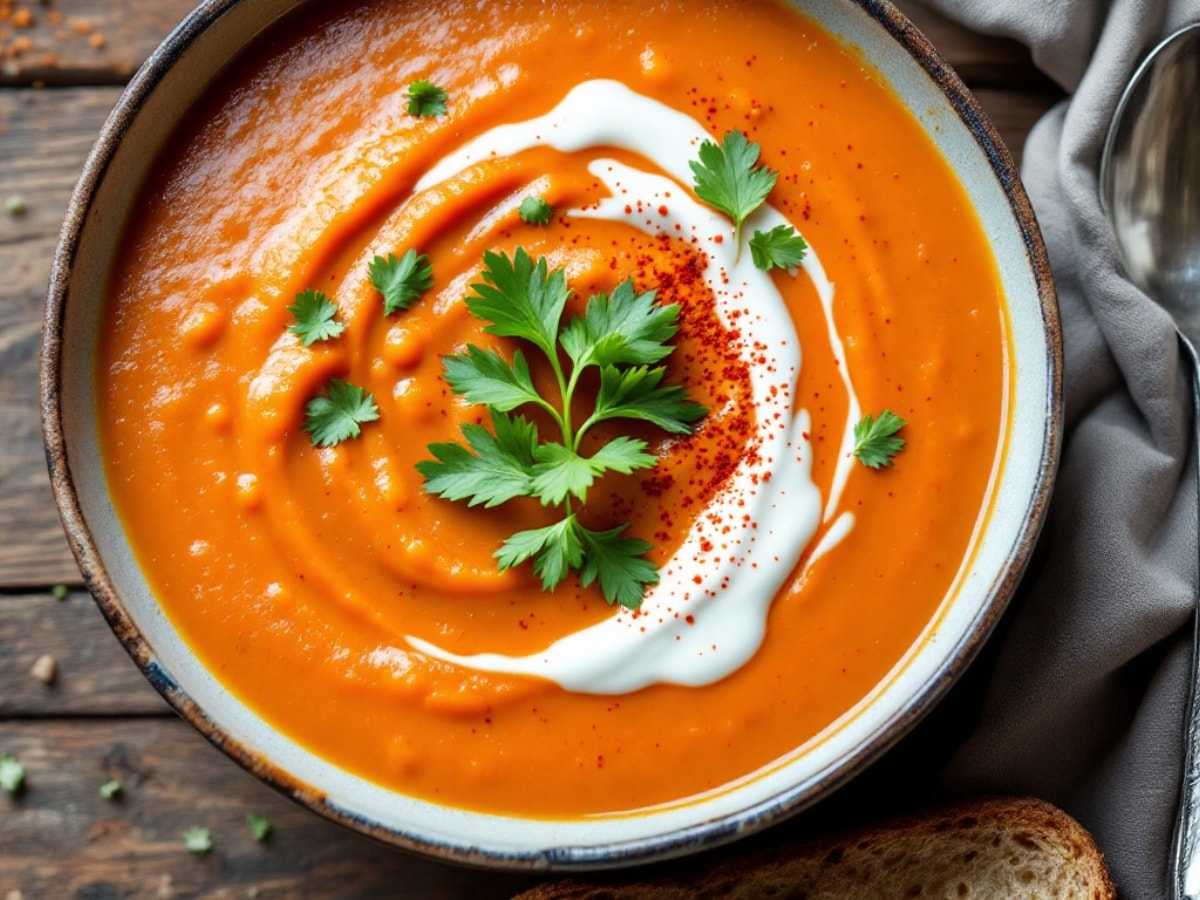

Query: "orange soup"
<box><xmin>99</xmin><ymin>0</ymin><xmax>1007</xmax><ymax>816</ymax></box>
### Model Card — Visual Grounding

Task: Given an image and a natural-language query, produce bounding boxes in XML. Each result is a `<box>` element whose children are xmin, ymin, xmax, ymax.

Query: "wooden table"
<box><xmin>0</xmin><ymin>2</ymin><xmax>1062</xmax><ymax>896</ymax></box>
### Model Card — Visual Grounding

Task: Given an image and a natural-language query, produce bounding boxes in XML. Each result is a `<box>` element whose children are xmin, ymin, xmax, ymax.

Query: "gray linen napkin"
<box><xmin>918</xmin><ymin>0</ymin><xmax>1200</xmax><ymax>896</ymax></box>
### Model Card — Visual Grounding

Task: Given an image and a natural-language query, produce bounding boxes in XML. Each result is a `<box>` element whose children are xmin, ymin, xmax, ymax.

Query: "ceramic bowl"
<box><xmin>41</xmin><ymin>0</ymin><xmax>1060</xmax><ymax>869</ymax></box>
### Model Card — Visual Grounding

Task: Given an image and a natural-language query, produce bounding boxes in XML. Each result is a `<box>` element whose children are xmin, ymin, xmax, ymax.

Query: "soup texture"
<box><xmin>99</xmin><ymin>0</ymin><xmax>1007</xmax><ymax>816</ymax></box>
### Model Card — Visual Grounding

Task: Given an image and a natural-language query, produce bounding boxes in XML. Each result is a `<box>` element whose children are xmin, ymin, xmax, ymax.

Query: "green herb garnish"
<box><xmin>853</xmin><ymin>410</ymin><xmax>907</xmax><ymax>469</ymax></box>
<box><xmin>303</xmin><ymin>379</ymin><xmax>380</xmax><ymax>448</ymax></box>
<box><xmin>287</xmin><ymin>289</ymin><xmax>345</xmax><ymax>346</ymax></box>
<box><xmin>246</xmin><ymin>812</ymin><xmax>272</xmax><ymax>841</ymax></box>
<box><xmin>407</xmin><ymin>80</ymin><xmax>448</xmax><ymax>117</ymax></box>
<box><xmin>369</xmin><ymin>249</ymin><xmax>433</xmax><ymax>315</ymax></box>
<box><xmin>417</xmin><ymin>248</ymin><xmax>705</xmax><ymax>609</ymax></box>
<box><xmin>749</xmin><ymin>224</ymin><xmax>808</xmax><ymax>271</ymax></box>
<box><xmin>99</xmin><ymin>778</ymin><xmax>123</xmax><ymax>800</ymax></box>
<box><xmin>690</xmin><ymin>129</ymin><xmax>777</xmax><ymax>258</ymax></box>
<box><xmin>183</xmin><ymin>826</ymin><xmax>213</xmax><ymax>854</ymax></box>
<box><xmin>0</xmin><ymin>753</ymin><xmax>25</xmax><ymax>794</ymax></box>
<box><xmin>518</xmin><ymin>195</ymin><xmax>554</xmax><ymax>225</ymax></box>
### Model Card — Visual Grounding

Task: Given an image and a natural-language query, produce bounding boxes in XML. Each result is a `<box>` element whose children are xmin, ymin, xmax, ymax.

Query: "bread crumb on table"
<box><xmin>30</xmin><ymin>653</ymin><xmax>56</xmax><ymax>684</ymax></box>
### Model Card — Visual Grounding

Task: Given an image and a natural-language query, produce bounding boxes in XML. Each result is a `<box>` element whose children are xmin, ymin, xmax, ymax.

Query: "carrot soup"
<box><xmin>98</xmin><ymin>0</ymin><xmax>1008</xmax><ymax>816</ymax></box>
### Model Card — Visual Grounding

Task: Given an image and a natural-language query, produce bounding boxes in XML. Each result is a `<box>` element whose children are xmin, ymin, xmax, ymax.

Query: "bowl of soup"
<box><xmin>42</xmin><ymin>0</ymin><xmax>1060</xmax><ymax>868</ymax></box>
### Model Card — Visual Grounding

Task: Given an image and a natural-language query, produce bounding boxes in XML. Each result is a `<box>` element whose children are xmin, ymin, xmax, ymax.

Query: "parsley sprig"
<box><xmin>518</xmin><ymin>195</ymin><xmax>553</xmax><ymax>225</ymax></box>
<box><xmin>690</xmin><ymin>130</ymin><xmax>776</xmax><ymax>257</ymax></box>
<box><xmin>369</xmin><ymin>249</ymin><xmax>433</xmax><ymax>315</ymax></box>
<box><xmin>287</xmin><ymin>289</ymin><xmax>345</xmax><ymax>346</ymax></box>
<box><xmin>749</xmin><ymin>223</ymin><xmax>808</xmax><ymax>271</ymax></box>
<box><xmin>417</xmin><ymin>248</ymin><xmax>705</xmax><ymax>609</ymax></box>
<box><xmin>303</xmin><ymin>379</ymin><xmax>380</xmax><ymax>448</ymax></box>
<box><xmin>853</xmin><ymin>410</ymin><xmax>907</xmax><ymax>468</ymax></box>
<box><xmin>407</xmin><ymin>80</ymin><xmax>448</xmax><ymax>117</ymax></box>
<box><xmin>690</xmin><ymin>129</ymin><xmax>807</xmax><ymax>269</ymax></box>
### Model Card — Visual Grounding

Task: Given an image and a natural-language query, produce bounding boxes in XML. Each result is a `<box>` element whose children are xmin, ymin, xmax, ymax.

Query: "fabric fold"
<box><xmin>917</xmin><ymin>1</ymin><xmax>1200</xmax><ymax>896</ymax></box>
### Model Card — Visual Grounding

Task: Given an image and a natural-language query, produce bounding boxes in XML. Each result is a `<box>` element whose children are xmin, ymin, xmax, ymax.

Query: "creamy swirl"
<box><xmin>404</xmin><ymin>81</ymin><xmax>859</xmax><ymax>693</ymax></box>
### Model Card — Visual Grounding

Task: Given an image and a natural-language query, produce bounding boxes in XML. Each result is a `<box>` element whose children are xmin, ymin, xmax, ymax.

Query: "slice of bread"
<box><xmin>514</xmin><ymin>796</ymin><xmax>1114</xmax><ymax>899</ymax></box>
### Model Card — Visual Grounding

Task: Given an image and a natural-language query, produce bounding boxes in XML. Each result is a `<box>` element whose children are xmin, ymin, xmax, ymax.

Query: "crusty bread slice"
<box><xmin>514</xmin><ymin>796</ymin><xmax>1115</xmax><ymax>899</ymax></box>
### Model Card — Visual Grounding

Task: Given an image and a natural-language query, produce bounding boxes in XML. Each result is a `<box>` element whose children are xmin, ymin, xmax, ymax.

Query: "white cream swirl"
<box><xmin>406</xmin><ymin>80</ymin><xmax>856</xmax><ymax>693</ymax></box>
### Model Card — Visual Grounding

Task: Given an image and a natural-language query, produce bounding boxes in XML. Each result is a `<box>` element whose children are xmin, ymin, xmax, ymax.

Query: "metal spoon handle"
<box><xmin>1175</xmin><ymin>330</ymin><xmax>1200</xmax><ymax>900</ymax></box>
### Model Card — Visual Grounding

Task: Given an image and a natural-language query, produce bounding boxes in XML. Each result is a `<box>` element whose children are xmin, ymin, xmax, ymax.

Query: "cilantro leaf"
<box><xmin>0</xmin><ymin>753</ymin><xmax>25</xmax><ymax>794</ymax></box>
<box><xmin>690</xmin><ymin>130</ymin><xmax>777</xmax><ymax>253</ymax></box>
<box><xmin>303</xmin><ymin>379</ymin><xmax>380</xmax><ymax>448</ymax></box>
<box><xmin>560</xmin><ymin>280</ymin><xmax>680</xmax><ymax>369</ymax></box>
<box><xmin>183</xmin><ymin>826</ymin><xmax>213</xmax><ymax>854</ymax></box>
<box><xmin>750</xmin><ymin>224</ymin><xmax>808</xmax><ymax>271</ymax></box>
<box><xmin>369</xmin><ymin>249</ymin><xmax>433</xmax><ymax>315</ymax></box>
<box><xmin>417</xmin><ymin>413</ymin><xmax>538</xmax><ymax>508</ymax></box>
<box><xmin>591</xmin><ymin>365</ymin><xmax>707</xmax><ymax>434</ymax></box>
<box><xmin>518</xmin><ymin>195</ymin><xmax>553</xmax><ymax>225</ymax></box>
<box><xmin>853</xmin><ymin>409</ymin><xmax>907</xmax><ymax>469</ymax></box>
<box><xmin>246</xmin><ymin>812</ymin><xmax>272</xmax><ymax>841</ymax></box>
<box><xmin>466</xmin><ymin>248</ymin><xmax>570</xmax><ymax>359</ymax></box>
<box><xmin>577</xmin><ymin>524</ymin><xmax>659</xmax><ymax>610</ymax></box>
<box><xmin>407</xmin><ymin>80</ymin><xmax>448</xmax><ymax>116</ymax></box>
<box><xmin>441</xmin><ymin>345</ymin><xmax>544</xmax><ymax>413</ymax></box>
<box><xmin>496</xmin><ymin>518</ymin><xmax>584</xmax><ymax>592</ymax></box>
<box><xmin>287</xmin><ymin>289</ymin><xmax>345</xmax><ymax>346</ymax></box>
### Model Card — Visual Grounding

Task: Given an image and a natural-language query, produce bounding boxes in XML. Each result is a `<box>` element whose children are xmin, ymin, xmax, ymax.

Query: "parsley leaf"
<box><xmin>853</xmin><ymin>410</ymin><xmax>907</xmax><ymax>469</ymax></box>
<box><xmin>526</xmin><ymin>438</ymin><xmax>657</xmax><ymax>507</ymax></box>
<box><xmin>287</xmin><ymin>289</ymin><xmax>345</xmax><ymax>346</ymax></box>
<box><xmin>589</xmin><ymin>365</ymin><xmax>707</xmax><ymax>434</ymax></box>
<box><xmin>183</xmin><ymin>826</ymin><xmax>213</xmax><ymax>854</ymax></box>
<box><xmin>750</xmin><ymin>224</ymin><xmax>808</xmax><ymax>271</ymax></box>
<box><xmin>529</xmin><ymin>443</ymin><xmax>599</xmax><ymax>506</ymax></box>
<box><xmin>417</xmin><ymin>413</ymin><xmax>539</xmax><ymax>508</ymax></box>
<box><xmin>0</xmin><ymin>753</ymin><xmax>25</xmax><ymax>794</ymax></box>
<box><xmin>246</xmin><ymin>812</ymin><xmax>273</xmax><ymax>841</ymax></box>
<box><xmin>407</xmin><ymin>80</ymin><xmax>448</xmax><ymax>116</ymax></box>
<box><xmin>577</xmin><ymin>524</ymin><xmax>659</xmax><ymax>611</ymax></box>
<box><xmin>586</xmin><ymin>435</ymin><xmax>658</xmax><ymax>475</ymax></box>
<box><xmin>560</xmin><ymin>279</ymin><xmax>680</xmax><ymax>369</ymax></box>
<box><xmin>442</xmin><ymin>345</ymin><xmax>544</xmax><ymax>413</ymax></box>
<box><xmin>369</xmin><ymin>249</ymin><xmax>433</xmax><ymax>315</ymax></box>
<box><xmin>303</xmin><ymin>379</ymin><xmax>380</xmax><ymax>448</ymax></box>
<box><xmin>518</xmin><ymin>195</ymin><xmax>554</xmax><ymax>225</ymax></box>
<box><xmin>690</xmin><ymin>130</ymin><xmax>777</xmax><ymax>255</ymax></box>
<box><xmin>99</xmin><ymin>778</ymin><xmax>123</xmax><ymax>800</ymax></box>
<box><xmin>497</xmin><ymin>518</ymin><xmax>584</xmax><ymax>592</ymax></box>
<box><xmin>466</xmin><ymin>248</ymin><xmax>570</xmax><ymax>359</ymax></box>
<box><xmin>419</xmin><ymin>250</ymin><xmax>705</xmax><ymax>609</ymax></box>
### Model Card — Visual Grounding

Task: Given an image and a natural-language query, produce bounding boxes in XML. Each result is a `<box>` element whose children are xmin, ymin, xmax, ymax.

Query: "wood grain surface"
<box><xmin>0</xmin><ymin>0</ymin><xmax>1063</xmax><ymax>897</ymax></box>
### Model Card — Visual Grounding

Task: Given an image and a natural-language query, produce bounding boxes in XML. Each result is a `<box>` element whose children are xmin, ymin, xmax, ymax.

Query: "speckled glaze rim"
<box><xmin>40</xmin><ymin>0</ymin><xmax>1061</xmax><ymax>871</ymax></box>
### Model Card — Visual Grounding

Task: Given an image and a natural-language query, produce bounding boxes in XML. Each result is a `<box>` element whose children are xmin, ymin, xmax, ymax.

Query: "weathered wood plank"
<box><xmin>0</xmin><ymin>87</ymin><xmax>122</xmax><ymax>587</ymax></box>
<box><xmin>0</xmin><ymin>592</ymin><xmax>166</xmax><ymax>715</ymax></box>
<box><xmin>0</xmin><ymin>0</ymin><xmax>195</xmax><ymax>85</ymax></box>
<box><xmin>0</xmin><ymin>718</ymin><xmax>543</xmax><ymax>898</ymax></box>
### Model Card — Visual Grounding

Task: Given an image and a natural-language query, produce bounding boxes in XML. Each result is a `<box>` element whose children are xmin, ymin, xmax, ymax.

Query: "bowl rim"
<box><xmin>39</xmin><ymin>0</ymin><xmax>1062</xmax><ymax>870</ymax></box>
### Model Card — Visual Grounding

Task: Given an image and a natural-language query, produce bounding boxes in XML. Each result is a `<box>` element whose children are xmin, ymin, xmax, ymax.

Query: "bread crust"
<box><xmin>513</xmin><ymin>796</ymin><xmax>1115</xmax><ymax>900</ymax></box>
